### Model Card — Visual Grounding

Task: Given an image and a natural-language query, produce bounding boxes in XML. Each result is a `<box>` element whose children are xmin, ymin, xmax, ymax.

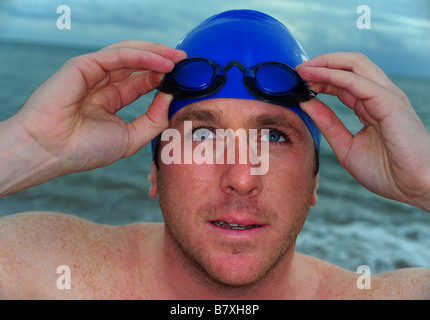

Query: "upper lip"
<box><xmin>209</xmin><ymin>214</ymin><xmax>266</xmax><ymax>226</ymax></box>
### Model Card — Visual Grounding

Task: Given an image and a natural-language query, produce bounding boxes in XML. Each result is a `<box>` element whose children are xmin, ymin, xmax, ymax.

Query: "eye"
<box><xmin>192</xmin><ymin>127</ymin><xmax>215</xmax><ymax>141</ymax></box>
<box><xmin>260</xmin><ymin>129</ymin><xmax>288</xmax><ymax>143</ymax></box>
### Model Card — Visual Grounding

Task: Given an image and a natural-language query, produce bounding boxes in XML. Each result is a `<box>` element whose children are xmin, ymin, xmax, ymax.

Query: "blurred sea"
<box><xmin>1</xmin><ymin>40</ymin><xmax>429</xmax><ymax>273</ymax></box>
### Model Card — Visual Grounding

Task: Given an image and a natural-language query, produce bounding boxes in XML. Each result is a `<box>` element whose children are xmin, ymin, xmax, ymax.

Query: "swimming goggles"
<box><xmin>158</xmin><ymin>57</ymin><xmax>316</xmax><ymax>107</ymax></box>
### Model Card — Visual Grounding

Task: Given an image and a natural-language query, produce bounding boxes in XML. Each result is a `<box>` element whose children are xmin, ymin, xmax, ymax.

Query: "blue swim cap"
<box><xmin>152</xmin><ymin>9</ymin><xmax>320</xmax><ymax>155</ymax></box>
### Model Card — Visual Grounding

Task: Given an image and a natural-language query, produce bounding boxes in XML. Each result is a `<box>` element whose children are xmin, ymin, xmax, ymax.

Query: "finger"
<box><xmin>300</xmin><ymin>98</ymin><xmax>353</xmax><ymax>167</ymax></box>
<box><xmin>114</xmin><ymin>71</ymin><xmax>164</xmax><ymax>108</ymax></box>
<box><xmin>106</xmin><ymin>40</ymin><xmax>186</xmax><ymax>81</ymax></box>
<box><xmin>298</xmin><ymin>65</ymin><xmax>396</xmax><ymax>123</ymax></box>
<box><xmin>300</xmin><ymin>53</ymin><xmax>409</xmax><ymax>103</ymax></box>
<box><xmin>102</xmin><ymin>40</ymin><xmax>187</xmax><ymax>64</ymax></box>
<box><xmin>71</xmin><ymin>47</ymin><xmax>177</xmax><ymax>90</ymax></box>
<box><xmin>93</xmin><ymin>47</ymin><xmax>177</xmax><ymax>73</ymax></box>
<box><xmin>124</xmin><ymin>92</ymin><xmax>172</xmax><ymax>157</ymax></box>
<box><xmin>299</xmin><ymin>65</ymin><xmax>376</xmax><ymax>111</ymax></box>
<box><xmin>298</xmin><ymin>52</ymin><xmax>396</xmax><ymax>91</ymax></box>
<box><xmin>303</xmin><ymin>77</ymin><xmax>364</xmax><ymax>114</ymax></box>
<box><xmin>299</xmin><ymin>65</ymin><xmax>376</xmax><ymax>99</ymax></box>
<box><xmin>108</xmin><ymin>68</ymin><xmax>147</xmax><ymax>83</ymax></box>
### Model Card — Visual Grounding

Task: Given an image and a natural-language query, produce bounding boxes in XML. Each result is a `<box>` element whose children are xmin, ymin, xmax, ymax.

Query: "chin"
<box><xmin>200</xmin><ymin>251</ymin><xmax>282</xmax><ymax>288</ymax></box>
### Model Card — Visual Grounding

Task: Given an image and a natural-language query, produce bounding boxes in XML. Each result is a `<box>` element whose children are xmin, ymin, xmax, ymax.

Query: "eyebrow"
<box><xmin>247</xmin><ymin>114</ymin><xmax>303</xmax><ymax>133</ymax></box>
<box><xmin>170</xmin><ymin>110</ymin><xmax>221</xmax><ymax>129</ymax></box>
<box><xmin>170</xmin><ymin>108</ymin><xmax>303</xmax><ymax>133</ymax></box>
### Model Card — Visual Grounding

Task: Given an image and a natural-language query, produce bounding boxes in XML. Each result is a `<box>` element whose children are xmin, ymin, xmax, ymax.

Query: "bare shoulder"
<box><xmin>370</xmin><ymin>268</ymin><xmax>430</xmax><ymax>299</ymax></box>
<box><xmin>0</xmin><ymin>211</ymin><xmax>115</xmax><ymax>298</ymax></box>
<box><xmin>0</xmin><ymin>211</ymin><xmax>161</xmax><ymax>299</ymax></box>
<box><xmin>0</xmin><ymin>211</ymin><xmax>116</xmax><ymax>256</ymax></box>
<box><xmin>331</xmin><ymin>267</ymin><xmax>430</xmax><ymax>299</ymax></box>
<box><xmin>294</xmin><ymin>252</ymin><xmax>430</xmax><ymax>299</ymax></box>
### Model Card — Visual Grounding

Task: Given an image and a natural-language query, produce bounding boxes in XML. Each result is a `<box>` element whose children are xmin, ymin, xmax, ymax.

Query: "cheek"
<box><xmin>265</xmin><ymin>151</ymin><xmax>316</xmax><ymax>206</ymax></box>
<box><xmin>157</xmin><ymin>164</ymin><xmax>219</xmax><ymax>247</ymax></box>
<box><xmin>158</xmin><ymin>163</ymin><xmax>217</xmax><ymax>208</ymax></box>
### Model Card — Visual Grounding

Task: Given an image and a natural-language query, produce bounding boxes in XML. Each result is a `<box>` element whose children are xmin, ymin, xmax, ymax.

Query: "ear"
<box><xmin>311</xmin><ymin>173</ymin><xmax>319</xmax><ymax>207</ymax></box>
<box><xmin>148</xmin><ymin>162</ymin><xmax>158</xmax><ymax>199</ymax></box>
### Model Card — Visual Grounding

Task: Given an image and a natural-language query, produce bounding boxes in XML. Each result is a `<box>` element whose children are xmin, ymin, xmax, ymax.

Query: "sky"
<box><xmin>0</xmin><ymin>0</ymin><xmax>429</xmax><ymax>79</ymax></box>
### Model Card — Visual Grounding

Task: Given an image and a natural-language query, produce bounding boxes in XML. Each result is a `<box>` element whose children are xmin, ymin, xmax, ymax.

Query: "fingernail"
<box><xmin>295</xmin><ymin>63</ymin><xmax>306</xmax><ymax>70</ymax></box>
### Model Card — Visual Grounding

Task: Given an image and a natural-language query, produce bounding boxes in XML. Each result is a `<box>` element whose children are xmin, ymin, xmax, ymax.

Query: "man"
<box><xmin>0</xmin><ymin>10</ymin><xmax>429</xmax><ymax>299</ymax></box>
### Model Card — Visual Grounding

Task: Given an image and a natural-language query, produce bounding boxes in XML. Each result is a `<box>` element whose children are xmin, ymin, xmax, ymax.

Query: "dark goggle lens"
<box><xmin>173</xmin><ymin>59</ymin><xmax>215</xmax><ymax>89</ymax></box>
<box><xmin>254</xmin><ymin>63</ymin><xmax>298</xmax><ymax>94</ymax></box>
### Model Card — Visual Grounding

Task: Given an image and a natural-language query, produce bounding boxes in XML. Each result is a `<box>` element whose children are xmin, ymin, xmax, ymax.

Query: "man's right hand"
<box><xmin>14</xmin><ymin>41</ymin><xmax>186</xmax><ymax>171</ymax></box>
<box><xmin>1</xmin><ymin>41</ymin><xmax>186</xmax><ymax>196</ymax></box>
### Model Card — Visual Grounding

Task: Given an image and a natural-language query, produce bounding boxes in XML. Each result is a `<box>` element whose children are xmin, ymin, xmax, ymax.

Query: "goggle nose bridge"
<box><xmin>218</xmin><ymin>60</ymin><xmax>250</xmax><ymax>77</ymax></box>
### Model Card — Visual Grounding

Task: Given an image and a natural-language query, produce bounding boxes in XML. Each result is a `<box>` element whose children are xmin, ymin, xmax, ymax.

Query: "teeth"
<box><xmin>213</xmin><ymin>221</ymin><xmax>259</xmax><ymax>230</ymax></box>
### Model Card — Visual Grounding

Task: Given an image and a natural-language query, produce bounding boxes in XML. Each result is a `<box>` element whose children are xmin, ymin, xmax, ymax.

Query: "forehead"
<box><xmin>169</xmin><ymin>98</ymin><xmax>307</xmax><ymax>131</ymax></box>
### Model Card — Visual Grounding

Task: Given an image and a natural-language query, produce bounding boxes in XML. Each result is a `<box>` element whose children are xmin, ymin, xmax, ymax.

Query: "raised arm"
<box><xmin>297</xmin><ymin>52</ymin><xmax>430</xmax><ymax>212</ymax></box>
<box><xmin>0</xmin><ymin>41</ymin><xmax>186</xmax><ymax>197</ymax></box>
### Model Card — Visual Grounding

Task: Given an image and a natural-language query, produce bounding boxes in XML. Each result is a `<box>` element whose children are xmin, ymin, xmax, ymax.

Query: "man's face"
<box><xmin>153</xmin><ymin>98</ymin><xmax>318</xmax><ymax>287</ymax></box>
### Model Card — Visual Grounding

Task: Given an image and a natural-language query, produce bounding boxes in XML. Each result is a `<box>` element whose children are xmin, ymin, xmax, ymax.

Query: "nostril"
<box><xmin>225</xmin><ymin>186</ymin><xmax>235</xmax><ymax>194</ymax></box>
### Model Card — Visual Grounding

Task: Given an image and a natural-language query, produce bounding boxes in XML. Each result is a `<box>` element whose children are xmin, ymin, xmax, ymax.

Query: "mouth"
<box><xmin>211</xmin><ymin>221</ymin><xmax>261</xmax><ymax>230</ymax></box>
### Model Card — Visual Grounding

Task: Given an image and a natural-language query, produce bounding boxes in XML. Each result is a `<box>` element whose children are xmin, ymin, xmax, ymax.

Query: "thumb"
<box><xmin>300</xmin><ymin>98</ymin><xmax>353</xmax><ymax>167</ymax></box>
<box><xmin>124</xmin><ymin>92</ymin><xmax>172</xmax><ymax>157</ymax></box>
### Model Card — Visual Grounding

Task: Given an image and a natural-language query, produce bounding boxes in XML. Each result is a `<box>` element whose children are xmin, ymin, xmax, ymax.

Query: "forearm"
<box><xmin>0</xmin><ymin>116</ymin><xmax>60</xmax><ymax>197</ymax></box>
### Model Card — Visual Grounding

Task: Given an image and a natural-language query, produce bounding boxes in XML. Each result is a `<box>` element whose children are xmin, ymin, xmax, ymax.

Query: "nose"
<box><xmin>218</xmin><ymin>128</ymin><xmax>264</xmax><ymax>197</ymax></box>
<box><xmin>220</xmin><ymin>162</ymin><xmax>263</xmax><ymax>197</ymax></box>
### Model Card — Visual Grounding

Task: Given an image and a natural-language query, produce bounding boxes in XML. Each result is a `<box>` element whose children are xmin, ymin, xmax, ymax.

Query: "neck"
<box><xmin>159</xmin><ymin>226</ymin><xmax>299</xmax><ymax>299</ymax></box>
